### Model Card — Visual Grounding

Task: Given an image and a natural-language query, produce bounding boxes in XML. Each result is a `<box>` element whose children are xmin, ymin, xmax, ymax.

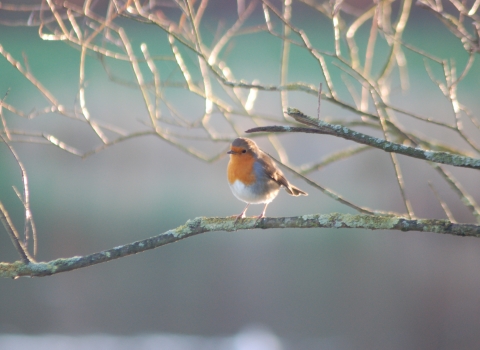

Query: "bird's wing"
<box><xmin>256</xmin><ymin>152</ymin><xmax>308</xmax><ymax>196</ymax></box>
<box><xmin>256</xmin><ymin>152</ymin><xmax>290</xmax><ymax>188</ymax></box>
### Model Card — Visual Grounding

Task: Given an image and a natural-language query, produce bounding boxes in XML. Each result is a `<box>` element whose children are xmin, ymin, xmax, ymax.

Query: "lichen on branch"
<box><xmin>1</xmin><ymin>214</ymin><xmax>478</xmax><ymax>279</ymax></box>
<box><xmin>245</xmin><ymin>108</ymin><xmax>480</xmax><ymax>170</ymax></box>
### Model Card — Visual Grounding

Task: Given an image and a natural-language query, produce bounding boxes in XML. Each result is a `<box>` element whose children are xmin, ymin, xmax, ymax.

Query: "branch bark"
<box><xmin>245</xmin><ymin>108</ymin><xmax>480</xmax><ymax>170</ymax></box>
<box><xmin>1</xmin><ymin>213</ymin><xmax>478</xmax><ymax>279</ymax></box>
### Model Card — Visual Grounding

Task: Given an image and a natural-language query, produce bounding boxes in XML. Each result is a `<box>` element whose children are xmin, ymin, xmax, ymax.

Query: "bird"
<box><xmin>227</xmin><ymin>137</ymin><xmax>307</xmax><ymax>222</ymax></box>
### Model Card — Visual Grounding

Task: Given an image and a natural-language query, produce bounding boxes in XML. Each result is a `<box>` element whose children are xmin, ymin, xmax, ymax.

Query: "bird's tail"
<box><xmin>285</xmin><ymin>184</ymin><xmax>308</xmax><ymax>196</ymax></box>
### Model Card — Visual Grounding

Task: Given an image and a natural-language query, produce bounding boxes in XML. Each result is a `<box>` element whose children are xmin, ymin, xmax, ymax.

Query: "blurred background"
<box><xmin>1</xmin><ymin>1</ymin><xmax>480</xmax><ymax>349</ymax></box>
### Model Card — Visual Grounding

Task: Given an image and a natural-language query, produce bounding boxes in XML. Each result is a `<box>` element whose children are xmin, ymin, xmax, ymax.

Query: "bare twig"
<box><xmin>428</xmin><ymin>181</ymin><xmax>456</xmax><ymax>223</ymax></box>
<box><xmin>0</xmin><ymin>134</ymin><xmax>34</xmax><ymax>263</ymax></box>
<box><xmin>300</xmin><ymin>145</ymin><xmax>371</xmax><ymax>174</ymax></box>
<box><xmin>317</xmin><ymin>82</ymin><xmax>322</xmax><ymax>119</ymax></box>
<box><xmin>264</xmin><ymin>152</ymin><xmax>379</xmax><ymax>215</ymax></box>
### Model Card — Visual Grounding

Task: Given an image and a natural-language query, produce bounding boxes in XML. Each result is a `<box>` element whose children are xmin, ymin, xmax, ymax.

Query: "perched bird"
<box><xmin>227</xmin><ymin>137</ymin><xmax>307</xmax><ymax>221</ymax></box>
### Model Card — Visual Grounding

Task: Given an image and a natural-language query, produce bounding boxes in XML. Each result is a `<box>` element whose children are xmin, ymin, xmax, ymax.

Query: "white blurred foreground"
<box><xmin>0</xmin><ymin>326</ymin><xmax>349</xmax><ymax>350</ymax></box>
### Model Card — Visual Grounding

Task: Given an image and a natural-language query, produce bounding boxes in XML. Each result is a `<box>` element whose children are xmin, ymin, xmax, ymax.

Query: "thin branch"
<box><xmin>280</xmin><ymin>0</ymin><xmax>292</xmax><ymax>115</ymax></box>
<box><xmin>0</xmin><ymin>44</ymin><xmax>59</xmax><ymax>106</ymax></box>
<box><xmin>256</xmin><ymin>108</ymin><xmax>480</xmax><ymax>170</ymax></box>
<box><xmin>317</xmin><ymin>82</ymin><xmax>322</xmax><ymax>119</ymax></box>
<box><xmin>371</xmin><ymin>89</ymin><xmax>415</xmax><ymax>219</ymax></box>
<box><xmin>360</xmin><ymin>5</ymin><xmax>378</xmax><ymax>112</ymax></box>
<box><xmin>0</xmin><ymin>135</ymin><xmax>34</xmax><ymax>263</ymax></box>
<box><xmin>0</xmin><ymin>201</ymin><xmax>32</xmax><ymax>264</ymax></box>
<box><xmin>428</xmin><ymin>181</ymin><xmax>456</xmax><ymax>223</ymax></box>
<box><xmin>431</xmin><ymin>163</ymin><xmax>480</xmax><ymax>221</ymax></box>
<box><xmin>264</xmin><ymin>152</ymin><xmax>379</xmax><ymax>215</ymax></box>
<box><xmin>300</xmin><ymin>145</ymin><xmax>371</xmax><ymax>174</ymax></box>
<box><xmin>208</xmin><ymin>0</ymin><xmax>258</xmax><ymax>65</ymax></box>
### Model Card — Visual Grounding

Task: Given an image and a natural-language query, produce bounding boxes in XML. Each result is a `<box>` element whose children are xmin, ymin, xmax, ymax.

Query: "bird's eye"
<box><xmin>242</xmin><ymin>150</ymin><xmax>247</xmax><ymax>153</ymax></box>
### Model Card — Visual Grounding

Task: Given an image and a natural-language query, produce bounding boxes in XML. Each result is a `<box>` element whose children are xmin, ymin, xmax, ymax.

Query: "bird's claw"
<box><xmin>254</xmin><ymin>214</ymin><xmax>265</xmax><ymax>224</ymax></box>
<box><xmin>234</xmin><ymin>213</ymin><xmax>246</xmax><ymax>224</ymax></box>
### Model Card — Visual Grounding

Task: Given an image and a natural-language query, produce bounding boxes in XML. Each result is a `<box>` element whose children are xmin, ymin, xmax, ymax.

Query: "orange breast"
<box><xmin>227</xmin><ymin>153</ymin><xmax>256</xmax><ymax>185</ymax></box>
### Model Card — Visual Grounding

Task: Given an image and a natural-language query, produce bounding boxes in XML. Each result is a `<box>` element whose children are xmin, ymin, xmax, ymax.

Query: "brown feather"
<box><xmin>257</xmin><ymin>151</ymin><xmax>308</xmax><ymax>197</ymax></box>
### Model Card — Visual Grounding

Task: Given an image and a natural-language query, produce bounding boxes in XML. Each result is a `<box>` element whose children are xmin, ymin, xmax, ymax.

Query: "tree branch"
<box><xmin>245</xmin><ymin>108</ymin><xmax>480</xmax><ymax>170</ymax></box>
<box><xmin>1</xmin><ymin>213</ymin><xmax>478</xmax><ymax>279</ymax></box>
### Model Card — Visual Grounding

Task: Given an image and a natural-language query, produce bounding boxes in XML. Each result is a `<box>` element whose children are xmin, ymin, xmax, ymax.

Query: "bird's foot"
<box><xmin>234</xmin><ymin>213</ymin><xmax>246</xmax><ymax>224</ymax></box>
<box><xmin>254</xmin><ymin>214</ymin><xmax>265</xmax><ymax>224</ymax></box>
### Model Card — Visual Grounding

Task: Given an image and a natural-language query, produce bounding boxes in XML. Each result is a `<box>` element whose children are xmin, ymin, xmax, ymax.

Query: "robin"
<box><xmin>227</xmin><ymin>137</ymin><xmax>308</xmax><ymax>222</ymax></box>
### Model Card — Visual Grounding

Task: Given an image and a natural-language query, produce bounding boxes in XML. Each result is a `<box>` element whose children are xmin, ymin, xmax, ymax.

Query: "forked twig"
<box><xmin>0</xmin><ymin>134</ymin><xmax>35</xmax><ymax>263</ymax></box>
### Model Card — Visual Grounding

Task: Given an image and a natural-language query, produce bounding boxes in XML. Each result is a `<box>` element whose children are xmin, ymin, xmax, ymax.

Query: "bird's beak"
<box><xmin>227</xmin><ymin>150</ymin><xmax>235</xmax><ymax>154</ymax></box>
